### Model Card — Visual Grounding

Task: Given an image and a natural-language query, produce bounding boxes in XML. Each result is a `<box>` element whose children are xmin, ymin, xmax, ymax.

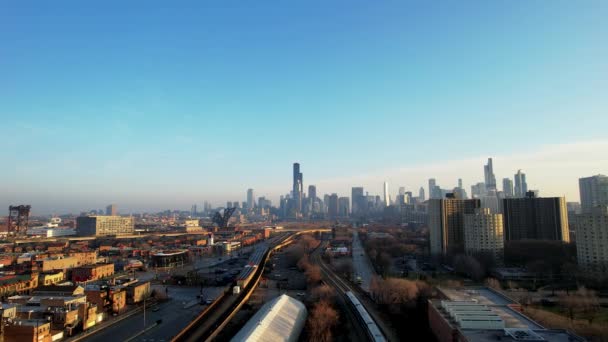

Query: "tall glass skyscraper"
<box><xmin>293</xmin><ymin>163</ymin><xmax>303</xmax><ymax>216</ymax></box>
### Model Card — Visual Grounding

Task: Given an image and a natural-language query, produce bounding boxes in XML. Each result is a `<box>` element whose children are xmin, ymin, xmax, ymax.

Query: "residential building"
<box><xmin>429</xmin><ymin>196</ymin><xmax>481</xmax><ymax>255</ymax></box>
<box><xmin>76</xmin><ymin>216</ymin><xmax>134</xmax><ymax>236</ymax></box>
<box><xmin>502</xmin><ymin>192</ymin><xmax>569</xmax><ymax>242</ymax></box>
<box><xmin>464</xmin><ymin>208</ymin><xmax>504</xmax><ymax>262</ymax></box>
<box><xmin>3</xmin><ymin>319</ymin><xmax>52</xmax><ymax>342</ymax></box>
<box><xmin>579</xmin><ymin>175</ymin><xmax>608</xmax><ymax>213</ymax></box>
<box><xmin>38</xmin><ymin>256</ymin><xmax>78</xmax><ymax>272</ymax></box>
<box><xmin>575</xmin><ymin>206</ymin><xmax>608</xmax><ymax>280</ymax></box>
<box><xmin>38</xmin><ymin>272</ymin><xmax>65</xmax><ymax>286</ymax></box>
<box><xmin>71</xmin><ymin>264</ymin><xmax>115</xmax><ymax>282</ymax></box>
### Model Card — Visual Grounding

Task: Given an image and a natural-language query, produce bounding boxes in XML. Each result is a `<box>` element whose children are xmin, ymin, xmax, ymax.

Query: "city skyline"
<box><xmin>2</xmin><ymin>2</ymin><xmax>607</xmax><ymax>214</ymax></box>
<box><xmin>5</xmin><ymin>143</ymin><xmax>607</xmax><ymax>215</ymax></box>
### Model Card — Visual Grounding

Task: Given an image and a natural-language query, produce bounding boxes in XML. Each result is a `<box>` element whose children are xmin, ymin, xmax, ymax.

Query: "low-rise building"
<box><xmin>72</xmin><ymin>264</ymin><xmax>114</xmax><ymax>282</ymax></box>
<box><xmin>38</xmin><ymin>272</ymin><xmax>65</xmax><ymax>286</ymax></box>
<box><xmin>38</xmin><ymin>256</ymin><xmax>78</xmax><ymax>272</ymax></box>
<box><xmin>3</xmin><ymin>319</ymin><xmax>52</xmax><ymax>342</ymax></box>
<box><xmin>68</xmin><ymin>251</ymin><xmax>98</xmax><ymax>267</ymax></box>
<box><xmin>126</xmin><ymin>281</ymin><xmax>151</xmax><ymax>304</ymax></box>
<box><xmin>428</xmin><ymin>287</ymin><xmax>584</xmax><ymax>342</ymax></box>
<box><xmin>0</xmin><ymin>274</ymin><xmax>39</xmax><ymax>297</ymax></box>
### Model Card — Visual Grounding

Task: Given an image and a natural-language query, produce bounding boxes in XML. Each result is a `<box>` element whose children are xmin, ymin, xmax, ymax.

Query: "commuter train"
<box><xmin>345</xmin><ymin>291</ymin><xmax>386</xmax><ymax>342</ymax></box>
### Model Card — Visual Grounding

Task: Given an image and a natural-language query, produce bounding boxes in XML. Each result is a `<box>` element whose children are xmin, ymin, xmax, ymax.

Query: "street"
<box><xmin>84</xmin><ymin>286</ymin><xmax>225</xmax><ymax>342</ymax></box>
<box><xmin>351</xmin><ymin>229</ymin><xmax>377</xmax><ymax>292</ymax></box>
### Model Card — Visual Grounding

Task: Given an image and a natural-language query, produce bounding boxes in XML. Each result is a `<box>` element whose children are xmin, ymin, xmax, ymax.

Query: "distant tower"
<box><xmin>419</xmin><ymin>187</ymin><xmax>426</xmax><ymax>201</ymax></box>
<box><xmin>247</xmin><ymin>189</ymin><xmax>255</xmax><ymax>209</ymax></box>
<box><xmin>514</xmin><ymin>170</ymin><xmax>528</xmax><ymax>197</ymax></box>
<box><xmin>383</xmin><ymin>182</ymin><xmax>390</xmax><ymax>206</ymax></box>
<box><xmin>484</xmin><ymin>158</ymin><xmax>497</xmax><ymax>191</ymax></box>
<box><xmin>458</xmin><ymin>178</ymin><xmax>463</xmax><ymax>189</ymax></box>
<box><xmin>579</xmin><ymin>175</ymin><xmax>608</xmax><ymax>213</ymax></box>
<box><xmin>8</xmin><ymin>205</ymin><xmax>31</xmax><ymax>235</ymax></box>
<box><xmin>502</xmin><ymin>178</ymin><xmax>514</xmax><ymax>198</ymax></box>
<box><xmin>293</xmin><ymin>163</ymin><xmax>303</xmax><ymax>216</ymax></box>
<box><xmin>106</xmin><ymin>204</ymin><xmax>117</xmax><ymax>216</ymax></box>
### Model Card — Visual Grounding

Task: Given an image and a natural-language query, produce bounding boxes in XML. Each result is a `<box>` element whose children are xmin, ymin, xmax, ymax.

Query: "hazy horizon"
<box><xmin>2</xmin><ymin>2</ymin><xmax>607</xmax><ymax>215</ymax></box>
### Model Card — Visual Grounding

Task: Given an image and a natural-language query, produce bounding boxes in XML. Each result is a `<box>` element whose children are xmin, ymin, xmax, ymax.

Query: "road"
<box><xmin>84</xmin><ymin>286</ymin><xmax>225</xmax><ymax>342</ymax></box>
<box><xmin>351</xmin><ymin>229</ymin><xmax>377</xmax><ymax>292</ymax></box>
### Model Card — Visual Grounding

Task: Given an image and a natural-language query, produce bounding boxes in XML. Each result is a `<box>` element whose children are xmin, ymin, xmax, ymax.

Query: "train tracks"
<box><xmin>311</xmin><ymin>244</ymin><xmax>387</xmax><ymax>342</ymax></box>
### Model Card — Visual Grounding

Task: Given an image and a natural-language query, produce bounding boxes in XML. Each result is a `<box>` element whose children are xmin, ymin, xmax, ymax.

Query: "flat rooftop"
<box><xmin>461</xmin><ymin>329</ymin><xmax>585</xmax><ymax>342</ymax></box>
<box><xmin>439</xmin><ymin>287</ymin><xmax>515</xmax><ymax>306</ymax></box>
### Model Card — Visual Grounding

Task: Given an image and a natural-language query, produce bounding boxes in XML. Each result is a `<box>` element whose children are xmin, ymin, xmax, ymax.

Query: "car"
<box><xmin>296</xmin><ymin>292</ymin><xmax>305</xmax><ymax>297</ymax></box>
<box><xmin>151</xmin><ymin>306</ymin><xmax>160</xmax><ymax>312</ymax></box>
<box><xmin>206</xmin><ymin>299</ymin><xmax>213</xmax><ymax>304</ymax></box>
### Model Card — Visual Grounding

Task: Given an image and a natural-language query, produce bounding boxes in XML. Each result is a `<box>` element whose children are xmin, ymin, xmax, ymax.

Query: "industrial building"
<box><xmin>76</xmin><ymin>216</ymin><xmax>134</xmax><ymax>236</ymax></box>
<box><xmin>231</xmin><ymin>294</ymin><xmax>307</xmax><ymax>342</ymax></box>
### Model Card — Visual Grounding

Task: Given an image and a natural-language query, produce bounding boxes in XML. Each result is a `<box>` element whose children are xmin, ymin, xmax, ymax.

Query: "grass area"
<box><xmin>533</xmin><ymin>305</ymin><xmax>608</xmax><ymax>324</ymax></box>
<box><xmin>525</xmin><ymin>306</ymin><xmax>608</xmax><ymax>340</ymax></box>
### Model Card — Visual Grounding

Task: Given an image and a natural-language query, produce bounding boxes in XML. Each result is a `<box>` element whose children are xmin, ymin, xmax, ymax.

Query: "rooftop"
<box><xmin>231</xmin><ymin>294</ymin><xmax>307</xmax><ymax>342</ymax></box>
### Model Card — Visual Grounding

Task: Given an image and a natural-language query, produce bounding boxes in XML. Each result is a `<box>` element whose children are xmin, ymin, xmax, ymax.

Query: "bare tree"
<box><xmin>307</xmin><ymin>300</ymin><xmax>339</xmax><ymax>342</ymax></box>
<box><xmin>305</xmin><ymin>264</ymin><xmax>322</xmax><ymax>285</ymax></box>
<box><xmin>311</xmin><ymin>284</ymin><xmax>336</xmax><ymax>303</ymax></box>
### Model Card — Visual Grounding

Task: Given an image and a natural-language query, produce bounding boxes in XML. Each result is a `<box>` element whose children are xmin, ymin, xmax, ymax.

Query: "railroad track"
<box><xmin>311</xmin><ymin>244</ymin><xmax>387</xmax><ymax>342</ymax></box>
<box><xmin>172</xmin><ymin>231</ymin><xmax>317</xmax><ymax>342</ymax></box>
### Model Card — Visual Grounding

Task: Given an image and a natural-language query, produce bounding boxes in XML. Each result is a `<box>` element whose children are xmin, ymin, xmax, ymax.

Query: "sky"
<box><xmin>1</xmin><ymin>1</ymin><xmax>607</xmax><ymax>215</ymax></box>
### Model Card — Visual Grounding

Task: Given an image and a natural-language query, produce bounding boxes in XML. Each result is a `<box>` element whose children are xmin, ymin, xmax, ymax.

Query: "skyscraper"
<box><xmin>429</xmin><ymin>197</ymin><xmax>481</xmax><ymax>255</ymax></box>
<box><xmin>328</xmin><ymin>194</ymin><xmax>339</xmax><ymax>219</ymax></box>
<box><xmin>308</xmin><ymin>185</ymin><xmax>317</xmax><ymax>202</ymax></box>
<box><xmin>502</xmin><ymin>178</ymin><xmax>514</xmax><ymax>198</ymax></box>
<box><xmin>247</xmin><ymin>189</ymin><xmax>255</xmax><ymax>209</ymax></box>
<box><xmin>502</xmin><ymin>192</ymin><xmax>569</xmax><ymax>242</ymax></box>
<box><xmin>514</xmin><ymin>170</ymin><xmax>527</xmax><ymax>198</ymax></box>
<box><xmin>106</xmin><ymin>204</ymin><xmax>117</xmax><ymax>216</ymax></box>
<box><xmin>419</xmin><ymin>187</ymin><xmax>425</xmax><ymax>201</ymax></box>
<box><xmin>579</xmin><ymin>175</ymin><xmax>608</xmax><ymax>213</ymax></box>
<box><xmin>292</xmin><ymin>163</ymin><xmax>303</xmax><ymax>216</ymax></box>
<box><xmin>484</xmin><ymin>158</ymin><xmax>497</xmax><ymax>191</ymax></box>
<box><xmin>352</xmin><ymin>187</ymin><xmax>365</xmax><ymax>216</ymax></box>
<box><xmin>398</xmin><ymin>187</ymin><xmax>406</xmax><ymax>196</ymax></box>
<box><xmin>338</xmin><ymin>197</ymin><xmax>350</xmax><ymax>217</ymax></box>
<box><xmin>383</xmin><ymin>182</ymin><xmax>390</xmax><ymax>206</ymax></box>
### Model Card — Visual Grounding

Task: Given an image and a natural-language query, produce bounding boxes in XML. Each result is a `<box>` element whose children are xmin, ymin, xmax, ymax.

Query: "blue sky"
<box><xmin>1</xmin><ymin>1</ymin><xmax>607</xmax><ymax>214</ymax></box>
